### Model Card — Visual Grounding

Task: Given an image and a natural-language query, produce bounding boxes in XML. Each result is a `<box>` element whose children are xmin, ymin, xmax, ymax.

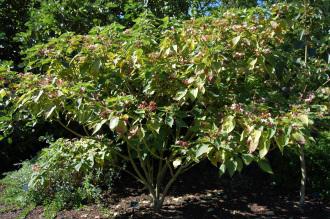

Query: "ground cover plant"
<box><xmin>0</xmin><ymin>0</ymin><xmax>329</xmax><ymax>218</ymax></box>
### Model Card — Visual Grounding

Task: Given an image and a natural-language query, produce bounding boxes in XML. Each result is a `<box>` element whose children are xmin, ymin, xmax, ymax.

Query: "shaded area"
<box><xmin>0</xmin><ymin>121</ymin><xmax>76</xmax><ymax>174</ymax></box>
<box><xmin>1</xmin><ymin>161</ymin><xmax>329</xmax><ymax>219</ymax></box>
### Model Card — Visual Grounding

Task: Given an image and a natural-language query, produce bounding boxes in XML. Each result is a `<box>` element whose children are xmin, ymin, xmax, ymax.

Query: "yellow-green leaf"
<box><xmin>221</xmin><ymin>115</ymin><xmax>235</xmax><ymax>134</ymax></box>
<box><xmin>0</xmin><ymin>89</ymin><xmax>6</xmax><ymax>99</ymax></box>
<box><xmin>232</xmin><ymin>35</ymin><xmax>241</xmax><ymax>47</ymax></box>
<box><xmin>242</xmin><ymin>154</ymin><xmax>254</xmax><ymax>165</ymax></box>
<box><xmin>196</xmin><ymin>144</ymin><xmax>210</xmax><ymax>158</ymax></box>
<box><xmin>297</xmin><ymin>114</ymin><xmax>309</xmax><ymax>126</ymax></box>
<box><xmin>174</xmin><ymin>89</ymin><xmax>187</xmax><ymax>101</ymax></box>
<box><xmin>173</xmin><ymin>158</ymin><xmax>182</xmax><ymax>169</ymax></box>
<box><xmin>247</xmin><ymin>127</ymin><xmax>263</xmax><ymax>153</ymax></box>
<box><xmin>292</xmin><ymin>131</ymin><xmax>306</xmax><ymax>145</ymax></box>
<box><xmin>189</xmin><ymin>88</ymin><xmax>198</xmax><ymax>100</ymax></box>
<box><xmin>45</xmin><ymin>106</ymin><xmax>56</xmax><ymax>119</ymax></box>
<box><xmin>109</xmin><ymin>116</ymin><xmax>120</xmax><ymax>130</ymax></box>
<box><xmin>93</xmin><ymin>119</ymin><xmax>107</xmax><ymax>135</ymax></box>
<box><xmin>249</xmin><ymin>58</ymin><xmax>258</xmax><ymax>70</ymax></box>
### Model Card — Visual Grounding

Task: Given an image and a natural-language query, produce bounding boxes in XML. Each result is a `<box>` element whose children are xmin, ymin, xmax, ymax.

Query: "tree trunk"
<box><xmin>152</xmin><ymin>196</ymin><xmax>164</xmax><ymax>212</ymax></box>
<box><xmin>299</xmin><ymin>144</ymin><xmax>306</xmax><ymax>209</ymax></box>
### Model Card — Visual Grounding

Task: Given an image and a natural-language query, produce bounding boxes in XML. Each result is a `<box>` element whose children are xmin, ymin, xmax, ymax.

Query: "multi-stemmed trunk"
<box><xmin>114</xmin><ymin>141</ymin><xmax>191</xmax><ymax>212</ymax></box>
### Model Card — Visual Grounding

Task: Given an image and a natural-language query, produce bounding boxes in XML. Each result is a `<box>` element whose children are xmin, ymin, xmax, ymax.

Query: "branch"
<box><xmin>56</xmin><ymin>119</ymin><xmax>84</xmax><ymax>138</ymax></box>
<box><xmin>83</xmin><ymin>126</ymin><xmax>90</xmax><ymax>136</ymax></box>
<box><xmin>159</xmin><ymin>164</ymin><xmax>185</xmax><ymax>206</ymax></box>
<box><xmin>126</xmin><ymin>141</ymin><xmax>156</xmax><ymax>197</ymax></box>
<box><xmin>111</xmin><ymin>162</ymin><xmax>142</xmax><ymax>184</ymax></box>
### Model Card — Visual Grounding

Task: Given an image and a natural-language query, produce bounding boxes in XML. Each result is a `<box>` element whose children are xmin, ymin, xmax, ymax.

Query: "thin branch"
<box><xmin>111</xmin><ymin>149</ymin><xmax>130</xmax><ymax>161</ymax></box>
<box><xmin>142</xmin><ymin>138</ymin><xmax>165</xmax><ymax>160</ymax></box>
<box><xmin>83</xmin><ymin>126</ymin><xmax>90</xmax><ymax>136</ymax></box>
<box><xmin>56</xmin><ymin>119</ymin><xmax>84</xmax><ymax>138</ymax></box>
<box><xmin>111</xmin><ymin>163</ymin><xmax>142</xmax><ymax>184</ymax></box>
<box><xmin>159</xmin><ymin>164</ymin><xmax>185</xmax><ymax>207</ymax></box>
<box><xmin>136</xmin><ymin>143</ymin><xmax>154</xmax><ymax>188</ymax></box>
<box><xmin>166</xmin><ymin>160</ymin><xmax>174</xmax><ymax>177</ymax></box>
<box><xmin>126</xmin><ymin>141</ymin><xmax>156</xmax><ymax>197</ymax></box>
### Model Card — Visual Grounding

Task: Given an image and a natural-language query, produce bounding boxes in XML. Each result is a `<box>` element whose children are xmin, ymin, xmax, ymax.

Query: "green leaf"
<box><xmin>165</xmin><ymin>116</ymin><xmax>174</xmax><ymax>127</ymax></box>
<box><xmin>91</xmin><ymin>59</ymin><xmax>102</xmax><ymax>73</ymax></box>
<box><xmin>247</xmin><ymin>126</ymin><xmax>263</xmax><ymax>153</ymax></box>
<box><xmin>259</xmin><ymin>139</ymin><xmax>270</xmax><ymax>158</ymax></box>
<box><xmin>297</xmin><ymin>114</ymin><xmax>308</xmax><ymax>126</ymax></box>
<box><xmin>269</xmin><ymin>127</ymin><xmax>276</xmax><ymax>139</ymax></box>
<box><xmin>240</xmin><ymin>129</ymin><xmax>249</xmax><ymax>141</ymax></box>
<box><xmin>221</xmin><ymin>115</ymin><xmax>235</xmax><ymax>134</ymax></box>
<box><xmin>172</xmin><ymin>44</ymin><xmax>178</xmax><ymax>53</ymax></box>
<box><xmin>147</xmin><ymin>119</ymin><xmax>161</xmax><ymax>134</ymax></box>
<box><xmin>45</xmin><ymin>106</ymin><xmax>56</xmax><ymax>119</ymax></box>
<box><xmin>189</xmin><ymin>88</ymin><xmax>198</xmax><ymax>100</ymax></box>
<box><xmin>236</xmin><ymin>157</ymin><xmax>243</xmax><ymax>172</ymax></box>
<box><xmin>174</xmin><ymin>89</ymin><xmax>187</xmax><ymax>101</ymax></box>
<box><xmin>242</xmin><ymin>154</ymin><xmax>254</xmax><ymax>165</ymax></box>
<box><xmin>219</xmin><ymin>163</ymin><xmax>226</xmax><ymax>177</ymax></box>
<box><xmin>7</xmin><ymin>137</ymin><xmax>12</xmax><ymax>144</ymax></box>
<box><xmin>292</xmin><ymin>131</ymin><xmax>306</xmax><ymax>145</ymax></box>
<box><xmin>226</xmin><ymin>159</ymin><xmax>237</xmax><ymax>177</ymax></box>
<box><xmin>109</xmin><ymin>116</ymin><xmax>120</xmax><ymax>131</ymax></box>
<box><xmin>34</xmin><ymin>90</ymin><xmax>44</xmax><ymax>103</ymax></box>
<box><xmin>196</xmin><ymin>144</ymin><xmax>210</xmax><ymax>158</ymax></box>
<box><xmin>0</xmin><ymin>89</ymin><xmax>6</xmax><ymax>99</ymax></box>
<box><xmin>275</xmin><ymin>127</ymin><xmax>291</xmax><ymax>151</ymax></box>
<box><xmin>259</xmin><ymin>131</ymin><xmax>271</xmax><ymax>158</ymax></box>
<box><xmin>258</xmin><ymin>159</ymin><xmax>273</xmax><ymax>174</ymax></box>
<box><xmin>173</xmin><ymin>158</ymin><xmax>181</xmax><ymax>169</ymax></box>
<box><xmin>74</xmin><ymin>161</ymin><xmax>83</xmax><ymax>172</ymax></box>
<box><xmin>232</xmin><ymin>35</ymin><xmax>241</xmax><ymax>47</ymax></box>
<box><xmin>249</xmin><ymin>58</ymin><xmax>258</xmax><ymax>70</ymax></box>
<box><xmin>93</xmin><ymin>119</ymin><xmax>107</xmax><ymax>135</ymax></box>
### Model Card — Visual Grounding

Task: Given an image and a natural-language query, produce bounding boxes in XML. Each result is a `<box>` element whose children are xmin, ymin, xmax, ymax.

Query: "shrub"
<box><xmin>28</xmin><ymin>138</ymin><xmax>118</xmax><ymax>208</ymax></box>
<box><xmin>3</xmin><ymin>4</ymin><xmax>329</xmax><ymax>211</ymax></box>
<box><xmin>0</xmin><ymin>161</ymin><xmax>33</xmax><ymax>208</ymax></box>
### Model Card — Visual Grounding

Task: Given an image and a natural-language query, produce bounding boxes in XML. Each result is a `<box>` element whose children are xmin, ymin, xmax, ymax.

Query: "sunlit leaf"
<box><xmin>221</xmin><ymin>115</ymin><xmax>235</xmax><ymax>134</ymax></box>
<box><xmin>232</xmin><ymin>35</ymin><xmax>241</xmax><ymax>47</ymax></box>
<box><xmin>173</xmin><ymin>158</ymin><xmax>181</xmax><ymax>169</ymax></box>
<box><xmin>109</xmin><ymin>116</ymin><xmax>120</xmax><ymax>131</ymax></box>
<box><xmin>247</xmin><ymin>126</ymin><xmax>263</xmax><ymax>153</ymax></box>
<box><xmin>93</xmin><ymin>119</ymin><xmax>107</xmax><ymax>135</ymax></box>
<box><xmin>45</xmin><ymin>106</ymin><xmax>56</xmax><ymax>119</ymax></box>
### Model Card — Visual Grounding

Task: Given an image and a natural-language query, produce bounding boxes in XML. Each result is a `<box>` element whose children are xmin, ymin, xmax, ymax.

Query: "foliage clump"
<box><xmin>0</xmin><ymin>161</ymin><xmax>33</xmax><ymax>208</ymax></box>
<box><xmin>29</xmin><ymin>138</ymin><xmax>116</xmax><ymax>205</ymax></box>
<box><xmin>0</xmin><ymin>138</ymin><xmax>119</xmax><ymax>217</ymax></box>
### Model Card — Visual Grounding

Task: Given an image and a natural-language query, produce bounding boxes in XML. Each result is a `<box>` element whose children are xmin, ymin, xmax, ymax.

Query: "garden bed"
<box><xmin>1</xmin><ymin>172</ymin><xmax>329</xmax><ymax>219</ymax></box>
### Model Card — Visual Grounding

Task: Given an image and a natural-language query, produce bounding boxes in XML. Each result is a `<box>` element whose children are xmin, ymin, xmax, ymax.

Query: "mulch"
<box><xmin>1</xmin><ymin>162</ymin><xmax>329</xmax><ymax>219</ymax></box>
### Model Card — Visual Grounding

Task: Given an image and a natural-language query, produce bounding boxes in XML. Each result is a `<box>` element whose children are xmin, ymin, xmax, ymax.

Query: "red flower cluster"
<box><xmin>138</xmin><ymin>101</ymin><xmax>157</xmax><ymax>112</ymax></box>
<box><xmin>176</xmin><ymin>140</ymin><xmax>189</xmax><ymax>147</ymax></box>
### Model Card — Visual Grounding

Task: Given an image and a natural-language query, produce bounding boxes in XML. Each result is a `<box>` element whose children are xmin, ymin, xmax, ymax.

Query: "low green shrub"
<box><xmin>28</xmin><ymin>138</ymin><xmax>118</xmax><ymax>208</ymax></box>
<box><xmin>0</xmin><ymin>161</ymin><xmax>33</xmax><ymax>209</ymax></box>
<box><xmin>0</xmin><ymin>138</ymin><xmax>120</xmax><ymax>217</ymax></box>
